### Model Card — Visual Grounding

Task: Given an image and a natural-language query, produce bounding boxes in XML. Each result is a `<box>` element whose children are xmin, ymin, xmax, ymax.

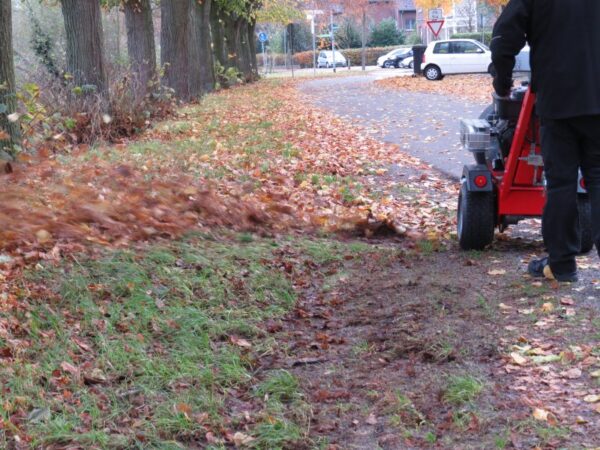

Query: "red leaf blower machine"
<box><xmin>457</xmin><ymin>82</ymin><xmax>593</xmax><ymax>252</ymax></box>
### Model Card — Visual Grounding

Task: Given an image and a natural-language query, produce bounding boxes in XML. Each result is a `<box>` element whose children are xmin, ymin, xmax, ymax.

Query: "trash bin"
<box><xmin>412</xmin><ymin>45</ymin><xmax>427</xmax><ymax>76</ymax></box>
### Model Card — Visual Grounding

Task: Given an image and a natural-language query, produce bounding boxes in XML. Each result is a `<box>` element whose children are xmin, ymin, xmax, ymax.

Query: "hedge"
<box><xmin>269</xmin><ymin>46</ymin><xmax>412</xmax><ymax>68</ymax></box>
<box><xmin>450</xmin><ymin>32</ymin><xmax>493</xmax><ymax>46</ymax></box>
<box><xmin>342</xmin><ymin>46</ymin><xmax>411</xmax><ymax>66</ymax></box>
<box><xmin>270</xmin><ymin>46</ymin><xmax>417</xmax><ymax>68</ymax></box>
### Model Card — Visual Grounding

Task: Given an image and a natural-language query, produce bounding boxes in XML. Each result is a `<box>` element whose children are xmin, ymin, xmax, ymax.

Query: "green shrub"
<box><xmin>407</xmin><ymin>33</ymin><xmax>423</xmax><ymax>46</ymax></box>
<box><xmin>369</xmin><ymin>18</ymin><xmax>405</xmax><ymax>47</ymax></box>
<box><xmin>287</xmin><ymin>46</ymin><xmax>411</xmax><ymax>68</ymax></box>
<box><xmin>450</xmin><ymin>32</ymin><xmax>492</xmax><ymax>46</ymax></box>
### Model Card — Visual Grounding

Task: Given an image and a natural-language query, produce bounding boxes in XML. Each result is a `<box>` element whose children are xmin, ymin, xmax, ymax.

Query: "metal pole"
<box><xmin>262</xmin><ymin>41</ymin><xmax>266</xmax><ymax>74</ymax></box>
<box><xmin>283</xmin><ymin>26</ymin><xmax>287</xmax><ymax>70</ymax></box>
<box><xmin>312</xmin><ymin>17</ymin><xmax>316</xmax><ymax>76</ymax></box>
<box><xmin>330</xmin><ymin>9</ymin><xmax>336</xmax><ymax>73</ymax></box>
<box><xmin>290</xmin><ymin>24</ymin><xmax>295</xmax><ymax>79</ymax></box>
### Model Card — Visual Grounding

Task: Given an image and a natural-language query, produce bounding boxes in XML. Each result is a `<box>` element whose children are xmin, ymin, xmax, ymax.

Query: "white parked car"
<box><xmin>399</xmin><ymin>56</ymin><xmax>414</xmax><ymax>69</ymax></box>
<box><xmin>317</xmin><ymin>50</ymin><xmax>347</xmax><ymax>68</ymax></box>
<box><xmin>421</xmin><ymin>39</ymin><xmax>530</xmax><ymax>81</ymax></box>
<box><xmin>421</xmin><ymin>39</ymin><xmax>492</xmax><ymax>80</ymax></box>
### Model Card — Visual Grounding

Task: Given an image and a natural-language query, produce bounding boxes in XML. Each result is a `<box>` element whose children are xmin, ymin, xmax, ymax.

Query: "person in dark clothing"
<box><xmin>491</xmin><ymin>0</ymin><xmax>600</xmax><ymax>282</ymax></box>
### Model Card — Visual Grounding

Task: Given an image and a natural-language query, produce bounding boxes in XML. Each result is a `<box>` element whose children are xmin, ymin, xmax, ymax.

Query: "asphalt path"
<box><xmin>299</xmin><ymin>73</ymin><xmax>490</xmax><ymax>179</ymax></box>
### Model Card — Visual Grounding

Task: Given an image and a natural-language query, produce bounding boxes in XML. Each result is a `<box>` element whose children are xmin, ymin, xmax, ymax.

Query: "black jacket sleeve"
<box><xmin>490</xmin><ymin>0</ymin><xmax>532</xmax><ymax>96</ymax></box>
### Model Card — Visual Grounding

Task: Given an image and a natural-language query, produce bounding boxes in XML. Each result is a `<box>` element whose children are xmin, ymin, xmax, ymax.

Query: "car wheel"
<box><xmin>325</xmin><ymin>62</ymin><xmax>330</xmax><ymax>68</ymax></box>
<box><xmin>408</xmin><ymin>61</ymin><xmax>414</xmax><ymax>69</ymax></box>
<box><xmin>383</xmin><ymin>61</ymin><xmax>393</xmax><ymax>68</ymax></box>
<box><xmin>424</xmin><ymin>65</ymin><xmax>442</xmax><ymax>81</ymax></box>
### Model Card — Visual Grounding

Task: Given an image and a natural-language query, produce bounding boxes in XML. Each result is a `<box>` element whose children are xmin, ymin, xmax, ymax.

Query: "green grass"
<box><xmin>0</xmin><ymin>232</ymin><xmax>381</xmax><ymax>448</ymax></box>
<box><xmin>443</xmin><ymin>374</ymin><xmax>485</xmax><ymax>405</ymax></box>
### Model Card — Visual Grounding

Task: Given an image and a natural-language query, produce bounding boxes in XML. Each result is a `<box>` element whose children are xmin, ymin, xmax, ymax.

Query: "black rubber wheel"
<box><xmin>457</xmin><ymin>182</ymin><xmax>496</xmax><ymax>250</ymax></box>
<box><xmin>578</xmin><ymin>194</ymin><xmax>594</xmax><ymax>254</ymax></box>
<box><xmin>383</xmin><ymin>60</ymin><xmax>393</xmax><ymax>68</ymax></box>
<box><xmin>424</xmin><ymin>65</ymin><xmax>442</xmax><ymax>81</ymax></box>
<box><xmin>408</xmin><ymin>61</ymin><xmax>414</xmax><ymax>69</ymax></box>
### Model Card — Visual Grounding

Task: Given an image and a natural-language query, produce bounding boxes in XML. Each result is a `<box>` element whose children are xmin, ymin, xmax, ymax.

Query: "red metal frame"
<box><xmin>496</xmin><ymin>88</ymin><xmax>546</xmax><ymax>219</ymax></box>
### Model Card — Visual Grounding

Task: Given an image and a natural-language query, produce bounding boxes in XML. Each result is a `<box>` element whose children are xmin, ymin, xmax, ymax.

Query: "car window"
<box><xmin>452</xmin><ymin>41</ymin><xmax>483</xmax><ymax>54</ymax></box>
<box><xmin>433</xmin><ymin>42</ymin><xmax>450</xmax><ymax>54</ymax></box>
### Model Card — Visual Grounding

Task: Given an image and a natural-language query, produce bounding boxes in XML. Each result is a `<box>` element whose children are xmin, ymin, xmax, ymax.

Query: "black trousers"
<box><xmin>541</xmin><ymin>115</ymin><xmax>600</xmax><ymax>275</ymax></box>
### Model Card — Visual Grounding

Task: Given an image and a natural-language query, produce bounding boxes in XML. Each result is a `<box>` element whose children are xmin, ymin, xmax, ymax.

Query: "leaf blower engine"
<box><xmin>456</xmin><ymin>82</ymin><xmax>593</xmax><ymax>252</ymax></box>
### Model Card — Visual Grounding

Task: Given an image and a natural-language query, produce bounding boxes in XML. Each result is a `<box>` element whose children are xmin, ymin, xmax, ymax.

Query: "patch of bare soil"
<box><xmin>261</xmin><ymin>161</ymin><xmax>600</xmax><ymax>449</ymax></box>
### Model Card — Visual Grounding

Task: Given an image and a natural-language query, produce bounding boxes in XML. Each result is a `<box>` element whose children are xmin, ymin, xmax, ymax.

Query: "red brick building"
<box><xmin>366</xmin><ymin>0</ymin><xmax>418</xmax><ymax>30</ymax></box>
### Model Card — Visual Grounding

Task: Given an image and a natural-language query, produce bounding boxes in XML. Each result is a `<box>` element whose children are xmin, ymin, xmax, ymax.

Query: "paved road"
<box><xmin>299</xmin><ymin>74</ymin><xmax>489</xmax><ymax>179</ymax></box>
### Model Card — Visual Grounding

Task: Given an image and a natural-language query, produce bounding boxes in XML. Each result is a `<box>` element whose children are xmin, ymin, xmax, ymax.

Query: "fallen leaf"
<box><xmin>583</xmin><ymin>394</ymin><xmax>600</xmax><ymax>403</ymax></box>
<box><xmin>60</xmin><ymin>361</ymin><xmax>80</xmax><ymax>376</ymax></box>
<box><xmin>541</xmin><ymin>302</ymin><xmax>554</xmax><ymax>313</ymax></box>
<box><xmin>232</xmin><ymin>431</ymin><xmax>255</xmax><ymax>446</ymax></box>
<box><xmin>510</xmin><ymin>352</ymin><xmax>528</xmax><ymax>366</ymax></box>
<box><xmin>488</xmin><ymin>269</ymin><xmax>506</xmax><ymax>276</ymax></box>
<box><xmin>533</xmin><ymin>408</ymin><xmax>549</xmax><ymax>421</ymax></box>
<box><xmin>36</xmin><ymin>229</ymin><xmax>52</xmax><ymax>244</ymax></box>
<box><xmin>366</xmin><ymin>413</ymin><xmax>378</xmax><ymax>425</ymax></box>
<box><xmin>229</xmin><ymin>336</ymin><xmax>252</xmax><ymax>348</ymax></box>
<box><xmin>27</xmin><ymin>408</ymin><xmax>51</xmax><ymax>424</ymax></box>
<box><xmin>175</xmin><ymin>402</ymin><xmax>192</xmax><ymax>418</ymax></box>
<box><xmin>531</xmin><ymin>354</ymin><xmax>561</xmax><ymax>365</ymax></box>
<box><xmin>560</xmin><ymin>297</ymin><xmax>575</xmax><ymax>306</ymax></box>
<box><xmin>562</xmin><ymin>368</ymin><xmax>582</xmax><ymax>379</ymax></box>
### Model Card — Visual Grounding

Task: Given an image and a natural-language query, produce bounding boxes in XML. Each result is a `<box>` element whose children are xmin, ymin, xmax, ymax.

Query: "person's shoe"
<box><xmin>527</xmin><ymin>257</ymin><xmax>578</xmax><ymax>282</ymax></box>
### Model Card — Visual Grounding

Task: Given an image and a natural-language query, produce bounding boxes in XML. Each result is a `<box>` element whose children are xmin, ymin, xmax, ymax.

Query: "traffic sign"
<box><xmin>429</xmin><ymin>8</ymin><xmax>443</xmax><ymax>20</ymax></box>
<box><xmin>427</xmin><ymin>20</ymin><xmax>445</xmax><ymax>38</ymax></box>
<box><xmin>258</xmin><ymin>32</ymin><xmax>268</xmax><ymax>43</ymax></box>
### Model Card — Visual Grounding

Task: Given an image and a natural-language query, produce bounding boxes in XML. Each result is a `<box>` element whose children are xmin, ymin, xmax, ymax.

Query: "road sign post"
<box><xmin>305</xmin><ymin>10</ymin><xmax>323</xmax><ymax>77</ymax></box>
<box><xmin>426</xmin><ymin>20</ymin><xmax>445</xmax><ymax>39</ymax></box>
<box><xmin>428</xmin><ymin>8</ymin><xmax>443</xmax><ymax>20</ymax></box>
<box><xmin>330</xmin><ymin>10</ymin><xmax>336</xmax><ymax>72</ymax></box>
<box><xmin>258</xmin><ymin>32</ymin><xmax>268</xmax><ymax>74</ymax></box>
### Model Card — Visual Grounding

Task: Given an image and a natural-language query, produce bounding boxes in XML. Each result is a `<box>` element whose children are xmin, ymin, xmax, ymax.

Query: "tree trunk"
<box><xmin>189</xmin><ymin>0</ymin><xmax>215</xmax><ymax>96</ymax></box>
<box><xmin>124</xmin><ymin>0</ymin><xmax>156</xmax><ymax>95</ymax></box>
<box><xmin>223</xmin><ymin>14</ymin><xmax>240</xmax><ymax>70</ymax></box>
<box><xmin>160</xmin><ymin>0</ymin><xmax>191</xmax><ymax>100</ymax></box>
<box><xmin>0</xmin><ymin>0</ymin><xmax>20</xmax><ymax>155</ymax></box>
<box><xmin>60</xmin><ymin>0</ymin><xmax>107</xmax><ymax>94</ymax></box>
<box><xmin>210</xmin><ymin>5</ymin><xmax>228</xmax><ymax>68</ymax></box>
<box><xmin>247</xmin><ymin>19</ymin><xmax>258</xmax><ymax>79</ymax></box>
<box><xmin>237</xmin><ymin>19</ymin><xmax>252</xmax><ymax>81</ymax></box>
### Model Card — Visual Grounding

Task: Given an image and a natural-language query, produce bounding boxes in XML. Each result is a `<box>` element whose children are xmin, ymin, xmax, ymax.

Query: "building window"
<box><xmin>405</xmin><ymin>18</ymin><xmax>416</xmax><ymax>30</ymax></box>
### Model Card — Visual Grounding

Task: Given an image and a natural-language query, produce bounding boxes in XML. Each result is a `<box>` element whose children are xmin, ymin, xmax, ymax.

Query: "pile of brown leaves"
<box><xmin>0</xmin><ymin>80</ymin><xmax>456</xmax><ymax>269</ymax></box>
<box><xmin>376</xmin><ymin>74</ymin><xmax>493</xmax><ymax>104</ymax></box>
